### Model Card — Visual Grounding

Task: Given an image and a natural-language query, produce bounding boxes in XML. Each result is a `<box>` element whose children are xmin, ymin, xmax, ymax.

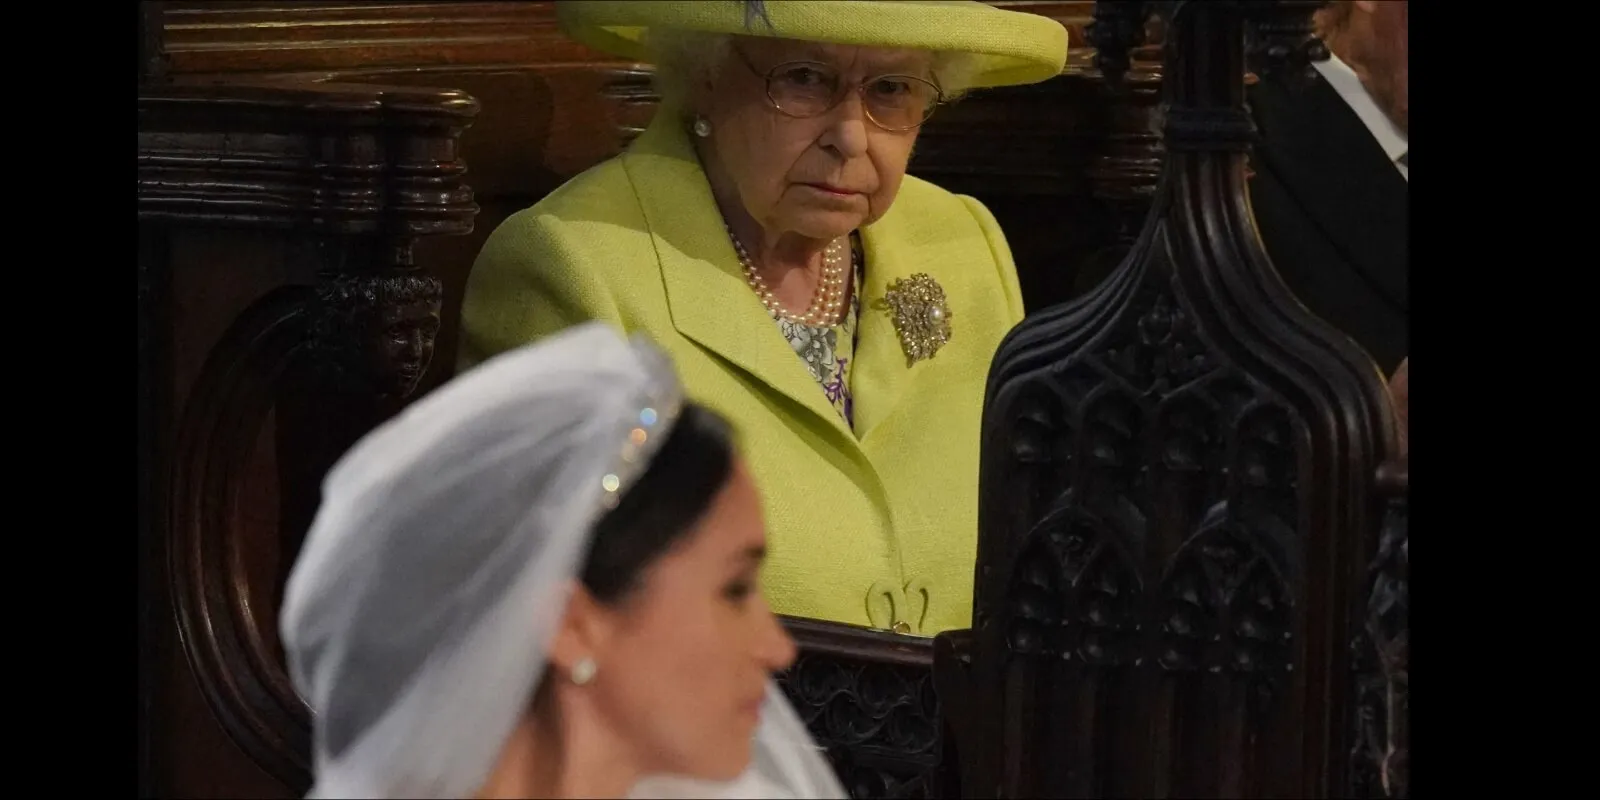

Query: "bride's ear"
<box><xmin>548</xmin><ymin>581</ymin><xmax>616</xmax><ymax>678</ymax></box>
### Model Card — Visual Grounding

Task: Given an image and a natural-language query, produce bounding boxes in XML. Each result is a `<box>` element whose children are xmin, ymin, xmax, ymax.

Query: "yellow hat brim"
<box><xmin>557</xmin><ymin>0</ymin><xmax>1069</xmax><ymax>89</ymax></box>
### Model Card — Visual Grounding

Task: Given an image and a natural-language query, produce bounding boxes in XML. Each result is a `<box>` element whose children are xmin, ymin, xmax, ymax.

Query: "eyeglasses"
<box><xmin>734</xmin><ymin>47</ymin><xmax>944</xmax><ymax>132</ymax></box>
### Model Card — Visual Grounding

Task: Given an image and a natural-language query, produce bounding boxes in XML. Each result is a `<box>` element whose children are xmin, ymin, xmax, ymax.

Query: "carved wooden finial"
<box><xmin>1241</xmin><ymin>0</ymin><xmax>1331</xmax><ymax>80</ymax></box>
<box><xmin>1086</xmin><ymin>0</ymin><xmax>1149</xmax><ymax>86</ymax></box>
<box><xmin>950</xmin><ymin>2</ymin><xmax>1402</xmax><ymax>796</ymax></box>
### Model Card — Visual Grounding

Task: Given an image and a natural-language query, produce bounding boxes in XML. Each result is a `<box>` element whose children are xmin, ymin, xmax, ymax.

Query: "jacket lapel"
<box><xmin>852</xmin><ymin>206</ymin><xmax>926</xmax><ymax>444</ymax></box>
<box><xmin>619</xmin><ymin>116</ymin><xmax>854</xmax><ymax>442</ymax></box>
<box><xmin>1248</xmin><ymin>73</ymin><xmax>1409</xmax><ymax>312</ymax></box>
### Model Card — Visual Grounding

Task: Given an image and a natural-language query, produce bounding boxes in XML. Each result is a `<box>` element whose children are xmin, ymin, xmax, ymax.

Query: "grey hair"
<box><xmin>641</xmin><ymin>1</ymin><xmax>982</xmax><ymax>114</ymax></box>
<box><xmin>744</xmin><ymin>0</ymin><xmax>775</xmax><ymax>30</ymax></box>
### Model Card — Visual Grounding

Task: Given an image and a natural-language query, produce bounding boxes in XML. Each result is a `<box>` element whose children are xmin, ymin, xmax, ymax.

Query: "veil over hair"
<box><xmin>280</xmin><ymin>322</ymin><xmax>846</xmax><ymax>799</ymax></box>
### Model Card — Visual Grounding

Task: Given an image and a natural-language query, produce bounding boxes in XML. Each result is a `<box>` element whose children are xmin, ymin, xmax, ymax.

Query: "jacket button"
<box><xmin>892</xmin><ymin>621</ymin><xmax>912</xmax><ymax>635</ymax></box>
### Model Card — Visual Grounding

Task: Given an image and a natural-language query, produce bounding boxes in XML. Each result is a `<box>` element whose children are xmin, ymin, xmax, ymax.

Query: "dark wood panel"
<box><xmin>942</xmin><ymin>4</ymin><xmax>1409</xmax><ymax>798</ymax></box>
<box><xmin>141</xmin><ymin>77</ymin><xmax>480</xmax><ymax>798</ymax></box>
<box><xmin>162</xmin><ymin>1</ymin><xmax>624</xmax><ymax>73</ymax></box>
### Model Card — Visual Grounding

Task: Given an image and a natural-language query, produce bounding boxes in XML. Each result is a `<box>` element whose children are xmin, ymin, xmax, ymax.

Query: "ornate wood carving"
<box><xmin>939</xmin><ymin>1</ymin><xmax>1403</xmax><ymax>797</ymax></box>
<box><xmin>309</xmin><ymin>272</ymin><xmax>445</xmax><ymax>399</ymax></box>
<box><xmin>156</xmin><ymin>2</ymin><xmax>654</xmax><ymax>394</ymax></box>
<box><xmin>140</xmin><ymin>81</ymin><xmax>479</xmax><ymax>794</ymax></box>
<box><xmin>781</xmin><ymin>618</ymin><xmax>942</xmax><ymax>800</ymax></box>
<box><xmin>1349</xmin><ymin>462</ymin><xmax>1408</xmax><ymax>798</ymax></box>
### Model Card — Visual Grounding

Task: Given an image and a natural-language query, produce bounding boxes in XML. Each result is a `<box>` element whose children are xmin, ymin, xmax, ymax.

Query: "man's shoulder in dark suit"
<box><xmin>1246</xmin><ymin>69</ymin><xmax>1409</xmax><ymax>374</ymax></box>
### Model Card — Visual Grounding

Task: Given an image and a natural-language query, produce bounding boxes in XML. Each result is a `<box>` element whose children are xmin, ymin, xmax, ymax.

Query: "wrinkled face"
<box><xmin>587</xmin><ymin>462</ymin><xmax>796</xmax><ymax>780</ymax></box>
<box><xmin>697</xmin><ymin>36</ymin><xmax>939</xmax><ymax>241</ymax></box>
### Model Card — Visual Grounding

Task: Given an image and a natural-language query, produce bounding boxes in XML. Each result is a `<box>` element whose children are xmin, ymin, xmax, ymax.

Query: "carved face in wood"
<box><xmin>374</xmin><ymin>296</ymin><xmax>442</xmax><ymax>396</ymax></box>
<box><xmin>551</xmin><ymin>461</ymin><xmax>796</xmax><ymax>780</ymax></box>
<box><xmin>311</xmin><ymin>274</ymin><xmax>443</xmax><ymax>399</ymax></box>
<box><xmin>695</xmin><ymin>36</ymin><xmax>932</xmax><ymax>243</ymax></box>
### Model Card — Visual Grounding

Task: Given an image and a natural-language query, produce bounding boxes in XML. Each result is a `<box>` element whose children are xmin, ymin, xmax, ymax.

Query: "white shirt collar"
<box><xmin>1312</xmin><ymin>53</ymin><xmax>1408</xmax><ymax>181</ymax></box>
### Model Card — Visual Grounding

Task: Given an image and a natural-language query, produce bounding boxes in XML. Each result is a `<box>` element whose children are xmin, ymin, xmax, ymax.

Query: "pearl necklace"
<box><xmin>727</xmin><ymin>225</ymin><xmax>848</xmax><ymax>326</ymax></box>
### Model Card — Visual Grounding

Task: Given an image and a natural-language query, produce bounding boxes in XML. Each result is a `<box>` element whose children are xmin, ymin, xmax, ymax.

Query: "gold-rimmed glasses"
<box><xmin>734</xmin><ymin>47</ymin><xmax>944</xmax><ymax>132</ymax></box>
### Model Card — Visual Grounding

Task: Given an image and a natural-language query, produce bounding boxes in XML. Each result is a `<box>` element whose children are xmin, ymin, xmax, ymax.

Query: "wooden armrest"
<box><xmin>781</xmin><ymin>615</ymin><xmax>934</xmax><ymax>666</ymax></box>
<box><xmin>776</xmin><ymin>616</ymin><xmax>941</xmax><ymax>798</ymax></box>
<box><xmin>139</xmin><ymin>81</ymin><xmax>479</xmax><ymax>236</ymax></box>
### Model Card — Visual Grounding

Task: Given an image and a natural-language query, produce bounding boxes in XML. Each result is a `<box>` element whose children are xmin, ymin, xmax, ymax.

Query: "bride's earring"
<box><xmin>692</xmin><ymin>116</ymin><xmax>712</xmax><ymax>138</ymax></box>
<box><xmin>570</xmin><ymin>657</ymin><xmax>597</xmax><ymax>686</ymax></box>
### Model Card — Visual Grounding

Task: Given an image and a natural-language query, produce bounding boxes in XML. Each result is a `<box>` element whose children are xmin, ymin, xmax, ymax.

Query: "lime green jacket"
<box><xmin>459</xmin><ymin>115</ymin><xmax>1024</xmax><ymax>635</ymax></box>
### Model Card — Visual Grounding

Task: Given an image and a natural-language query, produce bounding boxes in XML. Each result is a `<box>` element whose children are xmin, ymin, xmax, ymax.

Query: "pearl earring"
<box><xmin>570</xmin><ymin>657</ymin><xmax>597</xmax><ymax>686</ymax></box>
<box><xmin>692</xmin><ymin>117</ymin><xmax>712</xmax><ymax>138</ymax></box>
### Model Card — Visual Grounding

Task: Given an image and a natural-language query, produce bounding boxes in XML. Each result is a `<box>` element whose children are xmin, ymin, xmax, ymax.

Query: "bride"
<box><xmin>279</xmin><ymin>322</ymin><xmax>846</xmax><ymax>798</ymax></box>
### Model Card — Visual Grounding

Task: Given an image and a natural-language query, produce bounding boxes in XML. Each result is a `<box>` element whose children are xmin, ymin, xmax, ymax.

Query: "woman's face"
<box><xmin>697</xmin><ymin>36</ymin><xmax>936</xmax><ymax>241</ymax></box>
<box><xmin>584</xmin><ymin>461</ymin><xmax>796</xmax><ymax>780</ymax></box>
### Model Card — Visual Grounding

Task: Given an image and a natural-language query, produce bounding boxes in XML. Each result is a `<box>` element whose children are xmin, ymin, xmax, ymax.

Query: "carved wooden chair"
<box><xmin>139</xmin><ymin>3</ymin><xmax>483</xmax><ymax>792</ymax></box>
<box><xmin>933</xmin><ymin>2</ymin><xmax>1409</xmax><ymax>798</ymax></box>
<box><xmin>139</xmin><ymin>82</ymin><xmax>481</xmax><ymax>793</ymax></box>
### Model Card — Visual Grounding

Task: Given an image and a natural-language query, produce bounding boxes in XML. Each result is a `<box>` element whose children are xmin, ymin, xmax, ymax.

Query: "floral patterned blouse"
<box><xmin>772</xmin><ymin>241</ymin><xmax>864</xmax><ymax>432</ymax></box>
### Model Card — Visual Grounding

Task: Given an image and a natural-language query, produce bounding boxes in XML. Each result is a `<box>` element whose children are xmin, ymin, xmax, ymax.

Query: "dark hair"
<box><xmin>581</xmin><ymin>403</ymin><xmax>736</xmax><ymax>603</ymax></box>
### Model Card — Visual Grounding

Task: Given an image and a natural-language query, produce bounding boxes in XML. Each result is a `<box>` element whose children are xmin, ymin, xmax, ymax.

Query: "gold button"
<box><xmin>892</xmin><ymin>621</ymin><xmax>912</xmax><ymax>635</ymax></box>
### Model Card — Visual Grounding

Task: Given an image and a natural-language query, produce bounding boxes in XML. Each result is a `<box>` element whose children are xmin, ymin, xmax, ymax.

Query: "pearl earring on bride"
<box><xmin>692</xmin><ymin>116</ymin><xmax>712</xmax><ymax>138</ymax></box>
<box><xmin>570</xmin><ymin>657</ymin><xmax>597</xmax><ymax>686</ymax></box>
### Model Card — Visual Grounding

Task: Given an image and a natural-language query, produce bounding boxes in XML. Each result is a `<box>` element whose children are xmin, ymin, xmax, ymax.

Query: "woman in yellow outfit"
<box><xmin>460</xmin><ymin>0</ymin><xmax>1068</xmax><ymax>636</ymax></box>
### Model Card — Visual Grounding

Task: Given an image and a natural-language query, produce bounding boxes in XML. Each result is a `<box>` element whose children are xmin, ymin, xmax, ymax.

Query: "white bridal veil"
<box><xmin>280</xmin><ymin>322</ymin><xmax>845</xmax><ymax>799</ymax></box>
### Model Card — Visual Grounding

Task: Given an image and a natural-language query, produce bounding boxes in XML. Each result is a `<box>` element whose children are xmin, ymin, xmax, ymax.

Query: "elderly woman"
<box><xmin>460</xmin><ymin>0</ymin><xmax>1067</xmax><ymax>636</ymax></box>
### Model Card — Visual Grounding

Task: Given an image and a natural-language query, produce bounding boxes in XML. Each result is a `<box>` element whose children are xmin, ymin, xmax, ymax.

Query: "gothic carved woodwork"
<box><xmin>309</xmin><ymin>272</ymin><xmax>445</xmax><ymax>399</ymax></box>
<box><xmin>1349</xmin><ymin>463</ymin><xmax>1408</xmax><ymax>799</ymax></box>
<box><xmin>937</xmin><ymin>1</ymin><xmax>1405</xmax><ymax>797</ymax></box>
<box><xmin>781</xmin><ymin>618</ymin><xmax>944</xmax><ymax>800</ymax></box>
<box><xmin>140</xmin><ymin>81</ymin><xmax>479</xmax><ymax>796</ymax></box>
<box><xmin>156</xmin><ymin>1</ymin><xmax>651</xmax><ymax>399</ymax></box>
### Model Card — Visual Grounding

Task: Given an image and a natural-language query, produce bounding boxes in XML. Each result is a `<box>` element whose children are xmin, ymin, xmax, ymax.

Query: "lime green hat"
<box><xmin>557</xmin><ymin>0</ymin><xmax>1069</xmax><ymax>89</ymax></box>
